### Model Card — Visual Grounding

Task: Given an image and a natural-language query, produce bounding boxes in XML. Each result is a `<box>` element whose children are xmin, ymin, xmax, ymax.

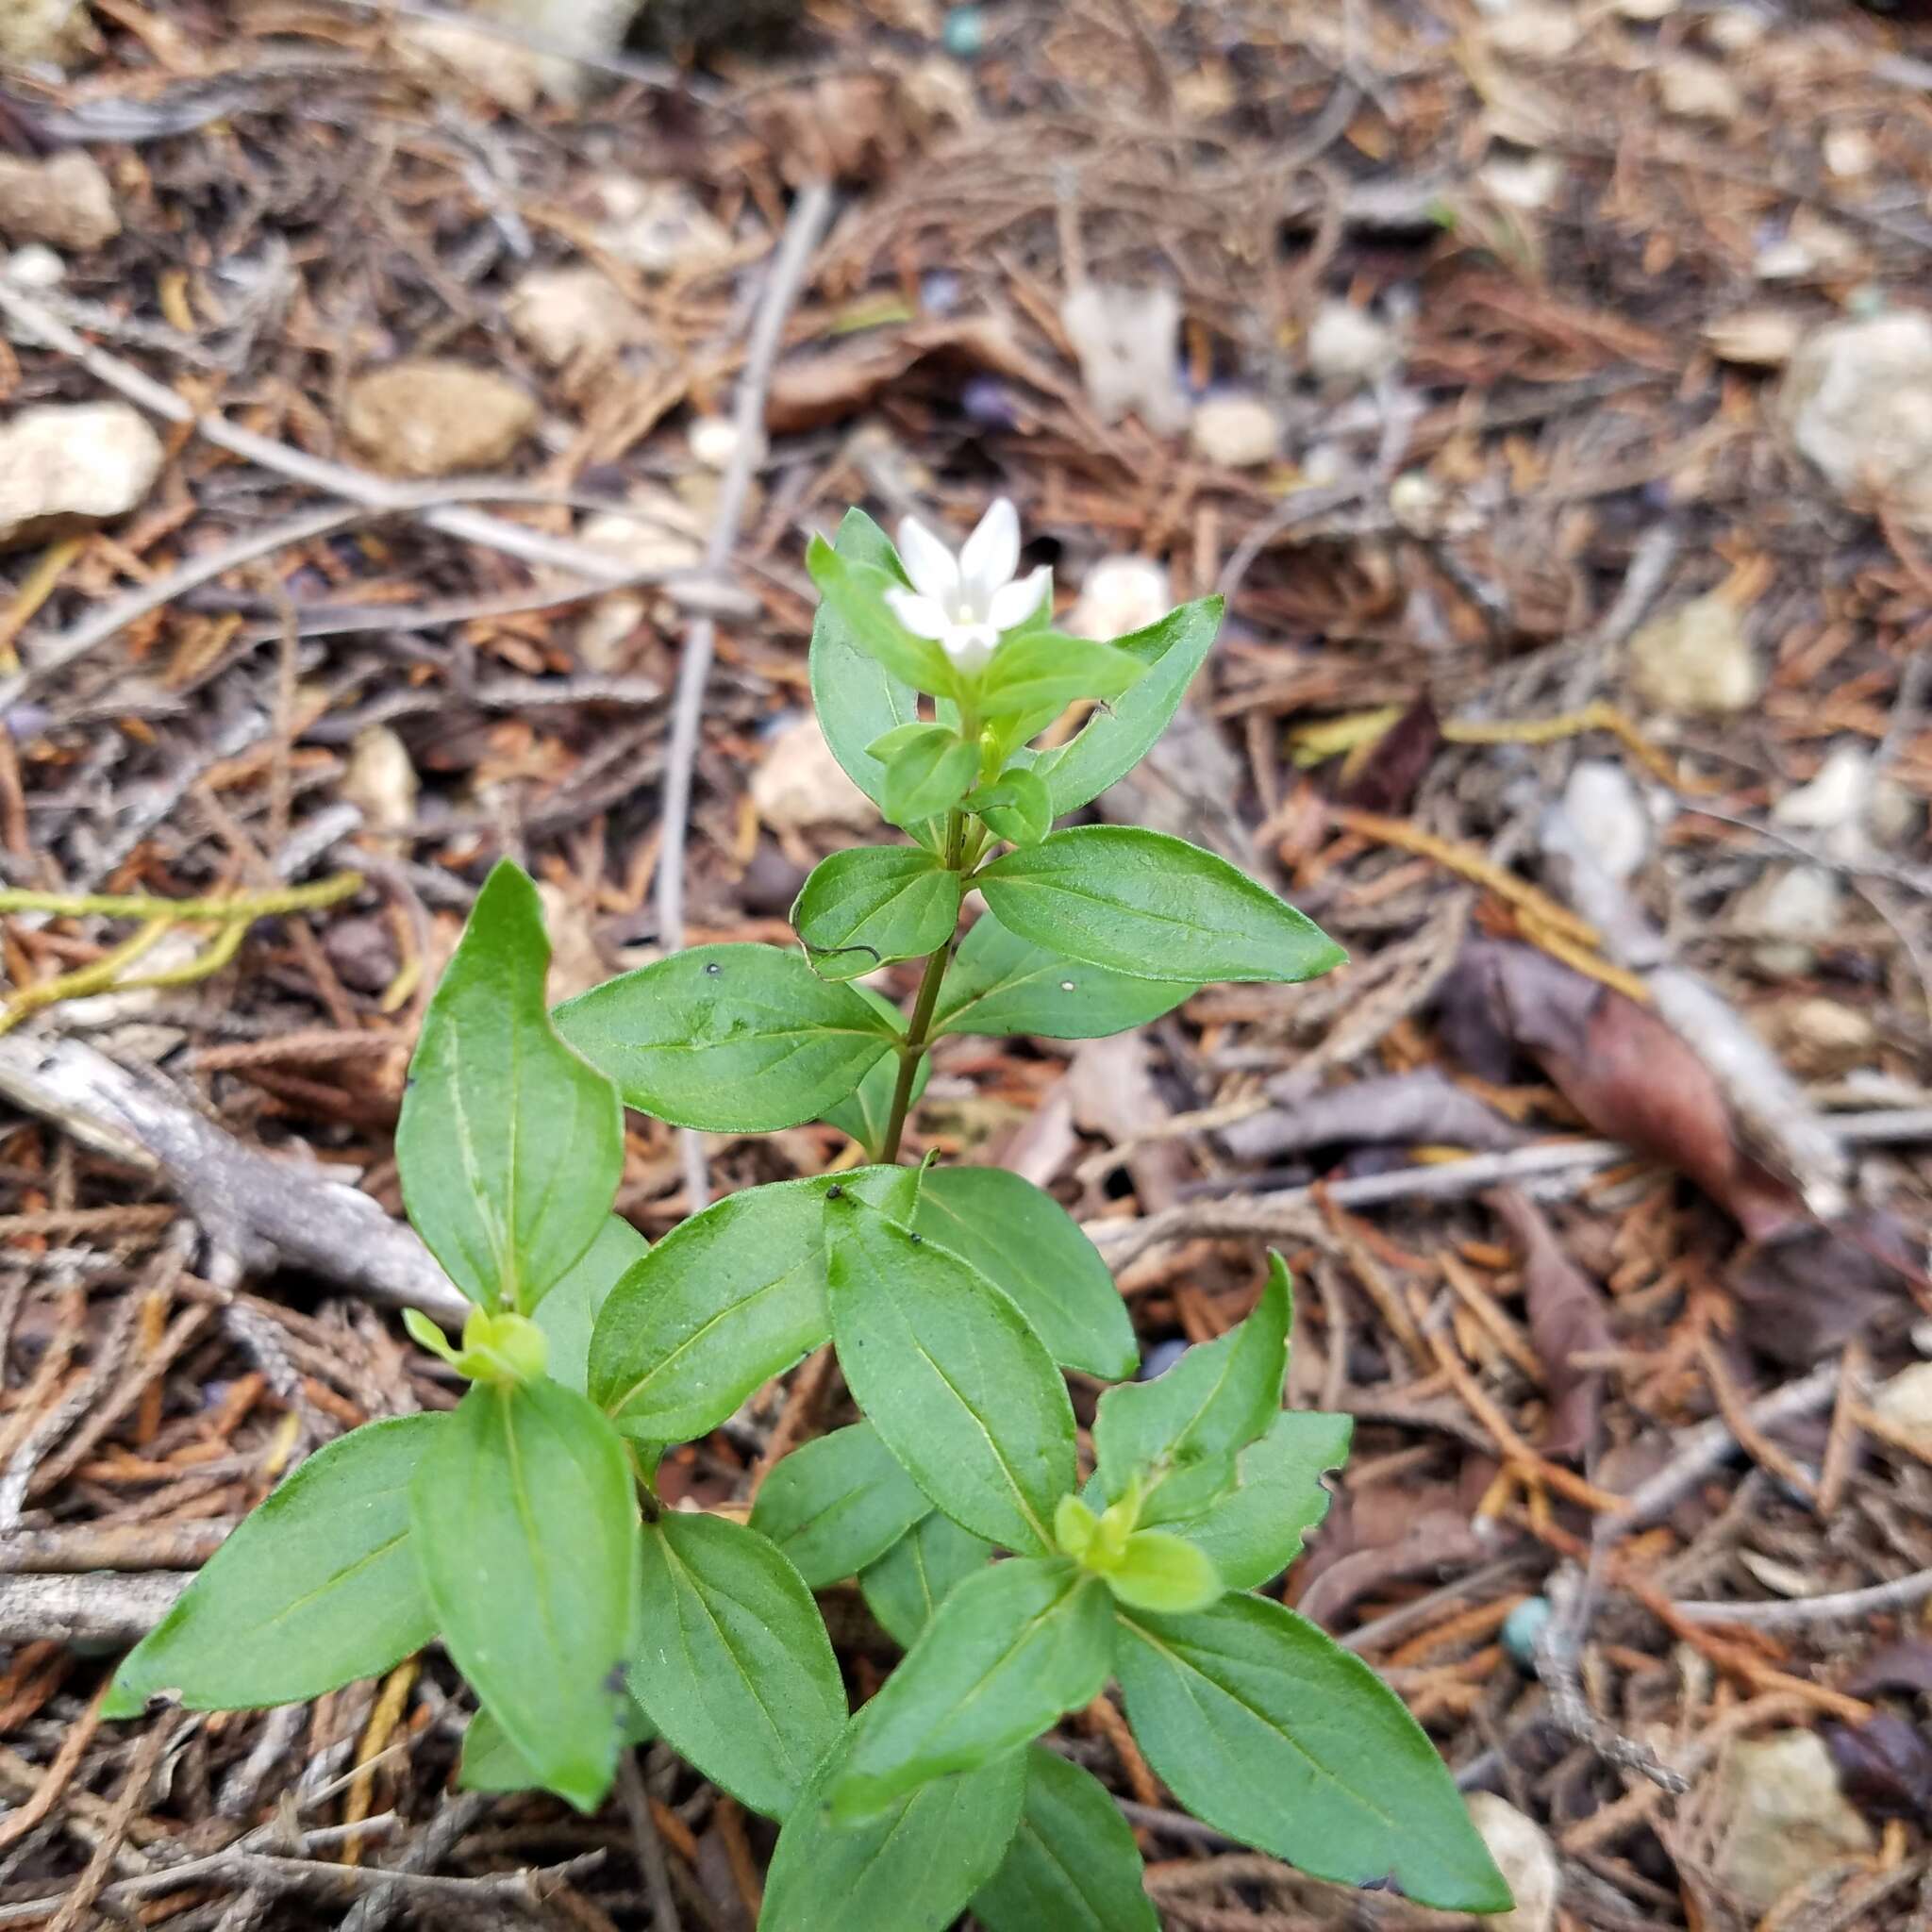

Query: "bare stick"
<box><xmin>656</xmin><ymin>180</ymin><xmax>834</xmax><ymax>1209</ymax></box>
<box><xmin>1674</xmin><ymin>1566</ymin><xmax>1932</xmax><ymax>1629</ymax></box>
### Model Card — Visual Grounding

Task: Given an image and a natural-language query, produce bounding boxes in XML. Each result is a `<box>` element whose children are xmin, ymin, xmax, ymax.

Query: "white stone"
<box><xmin>343</xmin><ymin>360</ymin><xmax>538</xmax><ymax>478</ymax></box>
<box><xmin>1627</xmin><ymin>594</ymin><xmax>1760</xmax><ymax>714</ymax></box>
<box><xmin>1307</xmin><ymin>300</ymin><xmax>1398</xmax><ymax>391</ymax></box>
<box><xmin>0</xmin><ymin>152</ymin><xmax>118</xmax><ymax>252</ymax></box>
<box><xmin>749</xmin><ymin>713</ymin><xmax>879</xmax><ymax>834</ymax></box>
<box><xmin>0</xmin><ymin>403</ymin><xmax>164</xmax><ymax>551</ymax></box>
<box><xmin>1068</xmin><ymin>556</ymin><xmax>1169</xmax><ymax>641</ymax></box>
<box><xmin>394</xmin><ymin>19</ymin><xmax>543</xmax><ymax>112</ymax></box>
<box><xmin>1774</xmin><ymin>743</ymin><xmax>1870</xmax><ymax>842</ymax></box>
<box><xmin>340</xmin><ymin>725</ymin><xmax>419</xmax><ymax>853</ymax></box>
<box><xmin>1</xmin><ymin>244</ymin><xmax>65</xmax><ymax>292</ymax></box>
<box><xmin>1189</xmin><ymin>393</ymin><xmax>1280</xmax><ymax>469</ymax></box>
<box><xmin>1735</xmin><ymin>864</ymin><xmax>1843</xmax><ymax>978</ymax></box>
<box><xmin>576</xmin><ymin>489</ymin><xmax>705</xmax><ymax>576</ymax></box>
<box><xmin>1703</xmin><ymin>308</ymin><xmax>1804</xmax><ymax>368</ymax></box>
<box><xmin>591</xmin><ymin>176</ymin><xmax>731</xmax><ymax>276</ymax></box>
<box><xmin>1466</xmin><ymin>1793</ymin><xmax>1557</xmax><ymax>1931</ymax></box>
<box><xmin>1060</xmin><ymin>282</ymin><xmax>1188</xmax><ymax>435</ymax></box>
<box><xmin>1713</xmin><ymin>1732</ymin><xmax>1874</xmax><ymax>1916</ymax></box>
<box><xmin>1561</xmin><ymin>760</ymin><xmax>1650</xmax><ymax>883</ymax></box>
<box><xmin>0</xmin><ymin>0</ymin><xmax>89</xmax><ymax>65</ymax></box>
<box><xmin>574</xmin><ymin>594</ymin><xmax>646</xmax><ymax>674</ymax></box>
<box><xmin>1823</xmin><ymin>126</ymin><xmax>1875</xmax><ymax>180</ymax></box>
<box><xmin>688</xmin><ymin>416</ymin><xmax>742</xmax><ymax>472</ymax></box>
<box><xmin>506</xmin><ymin>267</ymin><xmax>647</xmax><ymax>369</ymax></box>
<box><xmin>1479</xmin><ymin>151</ymin><xmax>1567</xmax><ymax>210</ymax></box>
<box><xmin>1873</xmin><ymin>1362</ymin><xmax>1932</xmax><ymax>1438</ymax></box>
<box><xmin>1483</xmin><ymin>6</ymin><xmax>1580</xmax><ymax>58</ymax></box>
<box><xmin>1657</xmin><ymin>57</ymin><xmax>1742</xmax><ymax>123</ymax></box>
<box><xmin>1759</xmin><ymin>996</ymin><xmax>1878</xmax><ymax>1077</ymax></box>
<box><xmin>1707</xmin><ymin>7</ymin><xmax>1765</xmax><ymax>48</ymax></box>
<box><xmin>479</xmin><ymin>0</ymin><xmax>642</xmax><ymax>101</ymax></box>
<box><xmin>1779</xmin><ymin>311</ymin><xmax>1932</xmax><ymax>525</ymax></box>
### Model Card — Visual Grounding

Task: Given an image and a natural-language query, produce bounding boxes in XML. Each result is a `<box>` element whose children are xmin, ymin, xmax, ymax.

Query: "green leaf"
<box><xmin>978</xmin><ymin>826</ymin><xmax>1345</xmax><ymax>987</ymax></box>
<box><xmin>975</xmin><ymin>631</ymin><xmax>1144</xmax><ymax>721</ymax></box>
<box><xmin>104</xmin><ymin>1415</ymin><xmax>442</xmax><ymax>1718</ymax></box>
<box><xmin>820</xmin><ymin>987</ymin><xmax>927</xmax><ymax>1156</ymax></box>
<box><xmin>630</xmin><ymin>1512</ymin><xmax>846</xmax><ymax>1820</ymax></box>
<box><xmin>1093</xmin><ymin>1255</ymin><xmax>1291</xmax><ymax>1524</ymax></box>
<box><xmin>555</xmin><ymin>943</ymin><xmax>896</xmax><ymax>1133</ymax></box>
<box><xmin>882</xmin><ymin>725</ymin><xmax>977</xmax><ymax>828</ymax></box>
<box><xmin>533</xmin><ymin>1216</ymin><xmax>649</xmax><ymax>1395</ymax></box>
<box><xmin>1102</xmin><ymin>1530</ymin><xmax>1221</xmax><ymax>1613</ymax></box>
<box><xmin>825</xmin><ymin>1191</ymin><xmax>1076</xmax><ymax>1554</ymax></box>
<box><xmin>932</xmin><ymin>914</ymin><xmax>1195</xmax><ymax>1041</ymax></box>
<box><xmin>397</xmin><ymin>860</ymin><xmax>623</xmax><ymax>1313</ymax></box>
<box><xmin>589</xmin><ymin>1171</ymin><xmax>897</xmax><ymax>1445</ymax></box>
<box><xmin>1115</xmin><ymin>1593</ymin><xmax>1511</xmax><ymax>1912</ymax></box>
<box><xmin>1169</xmin><ymin>1408</ymin><xmax>1352</xmax><ymax>1591</ymax></box>
<box><xmin>411</xmin><ymin>1380</ymin><xmax>639</xmax><ymax>1813</ymax></box>
<box><xmin>809</xmin><ymin>511</ymin><xmax>923</xmax><ymax>809</ymax></box>
<box><xmin>1032</xmin><ymin>597</ymin><xmax>1221</xmax><ymax>815</ymax></box>
<box><xmin>791</xmin><ymin>846</ymin><xmax>962</xmax><ymax>982</ymax></box>
<box><xmin>459</xmin><ymin>1697</ymin><xmax>655</xmax><ymax>1794</ymax></box>
<box><xmin>829</xmin><ymin>1557</ymin><xmax>1114</xmax><ymax>1819</ymax></box>
<box><xmin>913</xmin><ymin>1166</ymin><xmax>1136</xmax><ymax>1379</ymax></box>
<box><xmin>761</xmin><ymin>1726</ymin><xmax>1026</xmax><ymax>1932</ymax></box>
<box><xmin>748</xmin><ymin>1421</ymin><xmax>933</xmax><ymax>1590</ymax></box>
<box><xmin>966</xmin><ymin>768</ymin><xmax>1053</xmax><ymax>847</ymax></box>
<box><xmin>808</xmin><ymin>535</ymin><xmax>957</xmax><ymax>698</ymax></box>
<box><xmin>859</xmin><ymin>1510</ymin><xmax>992</xmax><ymax>1647</ymax></box>
<box><xmin>972</xmin><ymin>1746</ymin><xmax>1159</xmax><ymax>1932</ymax></box>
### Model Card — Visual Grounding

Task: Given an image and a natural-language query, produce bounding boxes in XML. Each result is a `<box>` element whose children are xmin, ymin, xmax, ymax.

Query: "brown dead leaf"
<box><xmin>1339</xmin><ymin>697</ymin><xmax>1442</xmax><ymax>815</ymax></box>
<box><xmin>1489</xmin><ymin>1187</ymin><xmax>1613</xmax><ymax>1460</ymax></box>
<box><xmin>1728</xmin><ymin>1212</ymin><xmax>1920</xmax><ymax>1367</ymax></box>
<box><xmin>1223</xmin><ymin>1068</ymin><xmax>1528</xmax><ymax>1164</ymax></box>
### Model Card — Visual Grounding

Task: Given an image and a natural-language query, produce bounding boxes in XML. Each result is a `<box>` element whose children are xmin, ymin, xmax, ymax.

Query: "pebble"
<box><xmin>0</xmin><ymin>152</ymin><xmax>119</xmax><ymax>252</ymax></box>
<box><xmin>1306</xmin><ymin>299</ymin><xmax>1399</xmax><ymax>391</ymax></box>
<box><xmin>481</xmin><ymin>0</ymin><xmax>641</xmax><ymax>101</ymax></box>
<box><xmin>1067</xmin><ymin>555</ymin><xmax>1170</xmax><ymax>641</ymax></box>
<box><xmin>1779</xmin><ymin>311</ymin><xmax>1932</xmax><ymax>525</ymax></box>
<box><xmin>749</xmin><ymin>713</ymin><xmax>879</xmax><ymax>834</ymax></box>
<box><xmin>687</xmin><ymin>416</ymin><xmax>743</xmax><ymax>472</ymax></box>
<box><xmin>1872</xmin><ymin>1363</ymin><xmax>1932</xmax><ymax>1441</ymax></box>
<box><xmin>591</xmin><ymin>175</ymin><xmax>731</xmax><ymax>277</ymax></box>
<box><xmin>1189</xmin><ymin>392</ymin><xmax>1281</xmax><ymax>469</ymax></box>
<box><xmin>1758</xmin><ymin>996</ymin><xmax>1877</xmax><ymax>1078</ymax></box>
<box><xmin>1734</xmin><ymin>864</ymin><xmax>1844</xmax><ymax>979</ymax></box>
<box><xmin>1656</xmin><ymin>57</ymin><xmax>1742</xmax><ymax>123</ymax></box>
<box><xmin>1712</xmin><ymin>1731</ymin><xmax>1874</xmax><ymax>1917</ymax></box>
<box><xmin>1774</xmin><ymin>742</ymin><xmax>1872</xmax><ymax>861</ymax></box>
<box><xmin>1478</xmin><ymin>150</ymin><xmax>1566</xmax><ymax>211</ymax></box>
<box><xmin>506</xmin><ymin>266</ymin><xmax>648</xmax><ymax>369</ymax></box>
<box><xmin>0</xmin><ymin>402</ymin><xmax>164</xmax><ymax>551</ymax></box>
<box><xmin>1703</xmin><ymin>307</ymin><xmax>1805</xmax><ymax>368</ymax></box>
<box><xmin>1464</xmin><ymin>1794</ymin><xmax>1557</xmax><ymax>1932</ymax></box>
<box><xmin>339</xmin><ymin>724</ymin><xmax>419</xmax><ymax>856</ymax></box>
<box><xmin>0</xmin><ymin>0</ymin><xmax>91</xmax><ymax>64</ymax></box>
<box><xmin>1060</xmin><ymin>282</ymin><xmax>1188</xmax><ymax>434</ymax></box>
<box><xmin>1560</xmin><ymin>760</ymin><xmax>1650</xmax><ymax>883</ymax></box>
<box><xmin>1626</xmin><ymin>593</ymin><xmax>1761</xmax><ymax>715</ymax></box>
<box><xmin>343</xmin><ymin>360</ymin><xmax>538</xmax><ymax>478</ymax></box>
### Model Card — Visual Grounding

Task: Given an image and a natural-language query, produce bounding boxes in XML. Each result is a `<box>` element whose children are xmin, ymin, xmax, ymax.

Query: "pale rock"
<box><xmin>1307</xmin><ymin>299</ymin><xmax>1398</xmax><ymax>391</ymax></box>
<box><xmin>0</xmin><ymin>0</ymin><xmax>91</xmax><ymax>66</ymax></box>
<box><xmin>1778</xmin><ymin>312</ymin><xmax>1932</xmax><ymax>525</ymax></box>
<box><xmin>1707</xmin><ymin>7</ymin><xmax>1765</xmax><ymax>49</ymax></box>
<box><xmin>1616</xmin><ymin>0</ymin><xmax>1676</xmax><ymax>14</ymax></box>
<box><xmin>1467</xmin><ymin>1794</ymin><xmax>1557</xmax><ymax>1931</ymax></box>
<box><xmin>0</xmin><ymin>152</ymin><xmax>118</xmax><ymax>252</ymax></box>
<box><xmin>1656</xmin><ymin>57</ymin><xmax>1742</xmax><ymax>123</ymax></box>
<box><xmin>343</xmin><ymin>360</ymin><xmax>538</xmax><ymax>478</ymax></box>
<box><xmin>1189</xmin><ymin>393</ymin><xmax>1280</xmax><ymax>469</ymax></box>
<box><xmin>1869</xmin><ymin>774</ymin><xmax>1921</xmax><ymax>848</ymax></box>
<box><xmin>687</xmin><ymin>415</ymin><xmax>743</xmax><ymax>472</ymax></box>
<box><xmin>1483</xmin><ymin>6</ymin><xmax>1581</xmax><ymax>59</ymax></box>
<box><xmin>750</xmin><ymin>713</ymin><xmax>879</xmax><ymax>834</ymax></box>
<box><xmin>574</xmin><ymin>594</ymin><xmax>646</xmax><ymax>673</ymax></box>
<box><xmin>394</xmin><ymin>19</ymin><xmax>542</xmax><ymax>112</ymax></box>
<box><xmin>1823</xmin><ymin>126</ymin><xmax>1875</xmax><ymax>180</ymax></box>
<box><xmin>536</xmin><ymin>882</ymin><xmax>608</xmax><ymax>1003</ymax></box>
<box><xmin>1561</xmin><ymin>760</ymin><xmax>1650</xmax><ymax>883</ymax></box>
<box><xmin>340</xmin><ymin>724</ymin><xmax>419</xmax><ymax>853</ymax></box>
<box><xmin>591</xmin><ymin>176</ymin><xmax>730</xmax><ymax>276</ymax></box>
<box><xmin>576</xmin><ymin>488</ymin><xmax>705</xmax><ymax>576</ymax></box>
<box><xmin>1759</xmin><ymin>996</ymin><xmax>1877</xmax><ymax>1078</ymax></box>
<box><xmin>477</xmin><ymin>0</ymin><xmax>641</xmax><ymax>101</ymax></box>
<box><xmin>0</xmin><ymin>402</ymin><xmax>163</xmax><ymax>551</ymax></box>
<box><xmin>1069</xmin><ymin>556</ymin><xmax>1169</xmax><ymax>641</ymax></box>
<box><xmin>506</xmin><ymin>266</ymin><xmax>646</xmax><ymax>369</ymax></box>
<box><xmin>1756</xmin><ymin>210</ymin><xmax>1862</xmax><ymax>282</ymax></box>
<box><xmin>1703</xmin><ymin>307</ymin><xmax>1804</xmax><ymax>368</ymax></box>
<box><xmin>1874</xmin><ymin>1363</ymin><xmax>1932</xmax><ymax>1441</ymax></box>
<box><xmin>1774</xmin><ymin>743</ymin><xmax>1871</xmax><ymax>851</ymax></box>
<box><xmin>1060</xmin><ymin>282</ymin><xmax>1188</xmax><ymax>435</ymax></box>
<box><xmin>1627</xmin><ymin>593</ymin><xmax>1760</xmax><ymax>714</ymax></box>
<box><xmin>1479</xmin><ymin>150</ymin><xmax>1567</xmax><ymax>210</ymax></box>
<box><xmin>1</xmin><ymin>244</ymin><xmax>65</xmax><ymax>292</ymax></box>
<box><xmin>1713</xmin><ymin>1732</ymin><xmax>1874</xmax><ymax>1917</ymax></box>
<box><xmin>1735</xmin><ymin>864</ymin><xmax>1843</xmax><ymax>978</ymax></box>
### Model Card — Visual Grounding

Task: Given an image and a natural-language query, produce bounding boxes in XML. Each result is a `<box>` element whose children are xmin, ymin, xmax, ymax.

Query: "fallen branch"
<box><xmin>0</xmin><ymin>1034</ymin><xmax>464</xmax><ymax>1318</ymax></box>
<box><xmin>0</xmin><ymin>1572</ymin><xmax>191</xmax><ymax>1645</ymax></box>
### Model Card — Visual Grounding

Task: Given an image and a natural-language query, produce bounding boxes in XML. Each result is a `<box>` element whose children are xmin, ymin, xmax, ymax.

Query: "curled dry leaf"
<box><xmin>1824</xmin><ymin>1714</ymin><xmax>1932</xmax><ymax>1823</ymax></box>
<box><xmin>1489</xmin><ymin>1187</ymin><xmax>1613</xmax><ymax>1461</ymax></box>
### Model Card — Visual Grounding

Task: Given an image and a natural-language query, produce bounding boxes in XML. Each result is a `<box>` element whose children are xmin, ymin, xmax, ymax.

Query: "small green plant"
<box><xmin>105</xmin><ymin>502</ymin><xmax>1510</xmax><ymax>1924</ymax></box>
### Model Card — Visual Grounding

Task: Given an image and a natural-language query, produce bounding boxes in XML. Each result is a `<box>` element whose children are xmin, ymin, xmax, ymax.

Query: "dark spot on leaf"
<box><xmin>704</xmin><ymin>961</ymin><xmax>722</xmax><ymax>975</ymax></box>
<box><xmin>1359</xmin><ymin>1874</ymin><xmax>1401</xmax><ymax>1894</ymax></box>
<box><xmin>825</xmin><ymin>1186</ymin><xmax>842</xmax><ymax>1200</ymax></box>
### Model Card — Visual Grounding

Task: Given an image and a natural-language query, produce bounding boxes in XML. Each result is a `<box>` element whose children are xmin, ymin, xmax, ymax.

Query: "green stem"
<box><xmin>879</xmin><ymin>808</ymin><xmax>967</xmax><ymax>1164</ymax></box>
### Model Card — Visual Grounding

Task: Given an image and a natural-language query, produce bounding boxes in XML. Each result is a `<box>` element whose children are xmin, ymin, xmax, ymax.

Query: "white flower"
<box><xmin>886</xmin><ymin>498</ymin><xmax>1051</xmax><ymax>674</ymax></box>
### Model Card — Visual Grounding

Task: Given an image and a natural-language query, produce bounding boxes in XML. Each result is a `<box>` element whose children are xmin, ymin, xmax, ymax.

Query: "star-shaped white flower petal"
<box><xmin>886</xmin><ymin>498</ymin><xmax>1044</xmax><ymax>673</ymax></box>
